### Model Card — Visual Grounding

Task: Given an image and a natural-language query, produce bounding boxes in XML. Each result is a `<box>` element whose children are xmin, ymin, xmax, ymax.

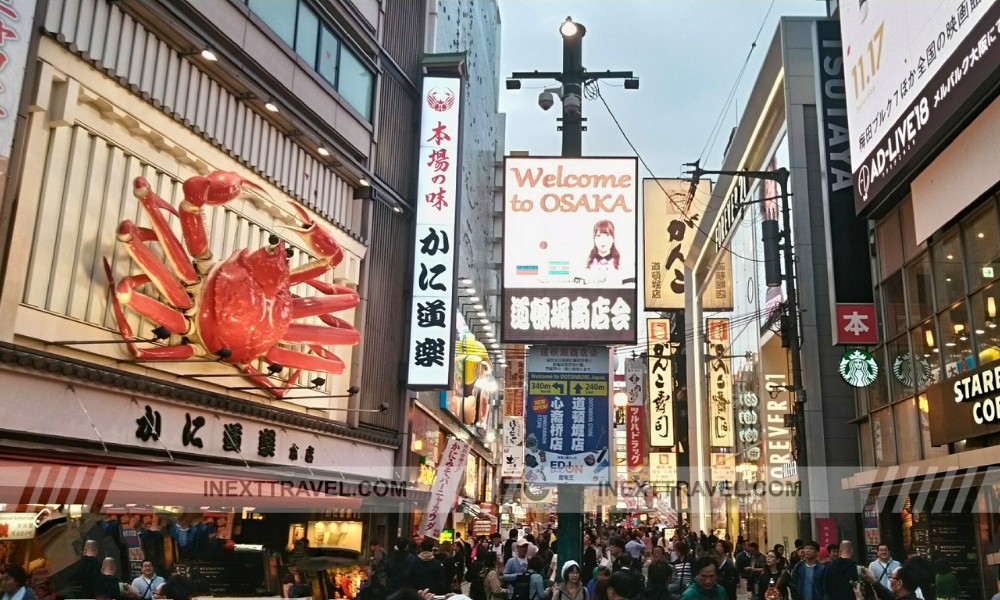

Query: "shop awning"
<box><xmin>0</xmin><ymin>456</ymin><xmax>384</xmax><ymax>512</ymax></box>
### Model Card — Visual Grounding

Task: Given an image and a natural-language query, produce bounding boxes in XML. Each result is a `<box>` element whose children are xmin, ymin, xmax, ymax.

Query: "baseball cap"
<box><xmin>516</xmin><ymin>538</ymin><xmax>530</xmax><ymax>546</ymax></box>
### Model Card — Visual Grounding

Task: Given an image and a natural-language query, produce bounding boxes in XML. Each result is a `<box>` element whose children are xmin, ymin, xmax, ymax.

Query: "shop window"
<box><xmin>877</xmin><ymin>209</ymin><xmax>904</xmax><ymax>280</ymax></box>
<box><xmin>295</xmin><ymin>3</ymin><xmax>320</xmax><ymax>67</ymax></box>
<box><xmin>969</xmin><ymin>282</ymin><xmax>1000</xmax><ymax>365</ymax></box>
<box><xmin>900</xmin><ymin>196</ymin><xmax>926</xmax><ymax>261</ymax></box>
<box><xmin>873</xmin><ymin>407</ymin><xmax>897</xmax><ymax>466</ymax></box>
<box><xmin>909</xmin><ymin>321</ymin><xmax>941</xmax><ymax>391</ymax></box>
<box><xmin>339</xmin><ymin>48</ymin><xmax>374</xmax><ymax>120</ymax></box>
<box><xmin>882</xmin><ymin>272</ymin><xmax>907</xmax><ymax>339</ymax></box>
<box><xmin>894</xmin><ymin>399</ymin><xmax>921</xmax><ymax>463</ymax></box>
<box><xmin>869</xmin><ymin>345</ymin><xmax>891</xmax><ymax>409</ymax></box>
<box><xmin>916</xmin><ymin>394</ymin><xmax>949</xmax><ymax>460</ymax></box>
<box><xmin>932</xmin><ymin>232</ymin><xmax>966</xmax><ymax>308</ymax></box>
<box><xmin>248</xmin><ymin>0</ymin><xmax>296</xmax><ymax>47</ymax></box>
<box><xmin>318</xmin><ymin>26</ymin><xmax>340</xmax><ymax>86</ymax></box>
<box><xmin>962</xmin><ymin>201</ymin><xmax>1000</xmax><ymax>291</ymax></box>
<box><xmin>859</xmin><ymin>419</ymin><xmax>875</xmax><ymax>468</ymax></box>
<box><xmin>905</xmin><ymin>252</ymin><xmax>935</xmax><ymax>325</ymax></box>
<box><xmin>938</xmin><ymin>300</ymin><xmax>974</xmax><ymax>378</ymax></box>
<box><xmin>887</xmin><ymin>334</ymin><xmax>915</xmax><ymax>401</ymax></box>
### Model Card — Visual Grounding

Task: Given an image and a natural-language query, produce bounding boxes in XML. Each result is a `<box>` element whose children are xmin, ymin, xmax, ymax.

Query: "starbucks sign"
<box><xmin>839</xmin><ymin>349</ymin><xmax>878</xmax><ymax>388</ymax></box>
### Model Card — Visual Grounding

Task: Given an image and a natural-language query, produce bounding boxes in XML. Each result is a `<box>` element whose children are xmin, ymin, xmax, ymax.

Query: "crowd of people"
<box><xmin>366</xmin><ymin>527</ymin><xmax>966</xmax><ymax>600</ymax></box>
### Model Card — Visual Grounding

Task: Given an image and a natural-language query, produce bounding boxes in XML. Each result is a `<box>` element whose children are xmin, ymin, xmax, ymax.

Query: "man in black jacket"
<box><xmin>413</xmin><ymin>537</ymin><xmax>448</xmax><ymax>594</ymax></box>
<box><xmin>824</xmin><ymin>540</ymin><xmax>860</xmax><ymax>600</ymax></box>
<box><xmin>382</xmin><ymin>537</ymin><xmax>422</xmax><ymax>594</ymax></box>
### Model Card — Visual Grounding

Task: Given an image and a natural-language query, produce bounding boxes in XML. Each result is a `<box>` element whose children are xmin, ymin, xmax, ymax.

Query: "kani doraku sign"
<box><xmin>502</xmin><ymin>157</ymin><xmax>638</xmax><ymax>344</ymax></box>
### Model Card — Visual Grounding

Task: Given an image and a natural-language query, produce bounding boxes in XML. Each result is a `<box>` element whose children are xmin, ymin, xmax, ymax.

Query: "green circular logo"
<box><xmin>839</xmin><ymin>348</ymin><xmax>879</xmax><ymax>388</ymax></box>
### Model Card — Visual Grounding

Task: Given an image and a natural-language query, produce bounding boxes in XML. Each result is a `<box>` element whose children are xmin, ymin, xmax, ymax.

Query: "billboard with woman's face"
<box><xmin>501</xmin><ymin>156</ymin><xmax>638</xmax><ymax>344</ymax></box>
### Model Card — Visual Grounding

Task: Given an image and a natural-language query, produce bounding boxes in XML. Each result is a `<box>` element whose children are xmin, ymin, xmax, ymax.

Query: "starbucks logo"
<box><xmin>839</xmin><ymin>348</ymin><xmax>879</xmax><ymax>388</ymax></box>
<box><xmin>892</xmin><ymin>352</ymin><xmax>931</xmax><ymax>388</ymax></box>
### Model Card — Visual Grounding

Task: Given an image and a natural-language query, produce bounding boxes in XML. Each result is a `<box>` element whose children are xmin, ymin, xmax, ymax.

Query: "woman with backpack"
<box><xmin>754</xmin><ymin>551</ymin><xmax>790</xmax><ymax>600</ymax></box>
<box><xmin>471</xmin><ymin>550</ymin><xmax>506</xmax><ymax>600</ymax></box>
<box><xmin>514</xmin><ymin>556</ymin><xmax>551</xmax><ymax>600</ymax></box>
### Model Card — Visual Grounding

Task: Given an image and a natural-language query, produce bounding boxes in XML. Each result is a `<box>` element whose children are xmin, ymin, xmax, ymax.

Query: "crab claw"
<box><xmin>182</xmin><ymin>170</ymin><xmax>264</xmax><ymax>207</ymax></box>
<box><xmin>290</xmin><ymin>200</ymin><xmax>344</xmax><ymax>266</ymax></box>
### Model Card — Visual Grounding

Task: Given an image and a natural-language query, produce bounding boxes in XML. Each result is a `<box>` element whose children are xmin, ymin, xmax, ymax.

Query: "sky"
<box><xmin>498</xmin><ymin>0</ymin><xmax>829</xmax><ymax>174</ymax></box>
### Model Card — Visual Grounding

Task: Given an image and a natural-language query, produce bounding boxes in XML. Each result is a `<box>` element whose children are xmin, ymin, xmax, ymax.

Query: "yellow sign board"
<box><xmin>528</xmin><ymin>380</ymin><xmax>567</xmax><ymax>395</ymax></box>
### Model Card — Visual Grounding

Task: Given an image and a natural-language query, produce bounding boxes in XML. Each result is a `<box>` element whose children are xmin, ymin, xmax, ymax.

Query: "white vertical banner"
<box><xmin>501</xmin><ymin>416</ymin><xmax>524</xmax><ymax>478</ymax></box>
<box><xmin>421</xmin><ymin>438</ymin><xmax>471</xmax><ymax>539</ymax></box>
<box><xmin>407</xmin><ymin>76</ymin><xmax>462</xmax><ymax>388</ymax></box>
<box><xmin>647</xmin><ymin>318</ymin><xmax>675</xmax><ymax>447</ymax></box>
<box><xmin>706</xmin><ymin>318</ymin><xmax>734</xmax><ymax>447</ymax></box>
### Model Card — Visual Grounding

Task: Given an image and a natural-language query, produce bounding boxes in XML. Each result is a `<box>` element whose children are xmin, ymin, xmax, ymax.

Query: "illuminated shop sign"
<box><xmin>502</xmin><ymin>157</ymin><xmax>638</xmax><ymax>344</ymax></box>
<box><xmin>927</xmin><ymin>359</ymin><xmax>1000</xmax><ymax>445</ymax></box>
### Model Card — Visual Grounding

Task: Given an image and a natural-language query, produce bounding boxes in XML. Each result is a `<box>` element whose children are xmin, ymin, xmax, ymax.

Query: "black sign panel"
<box><xmin>926</xmin><ymin>358</ymin><xmax>1000</xmax><ymax>445</ymax></box>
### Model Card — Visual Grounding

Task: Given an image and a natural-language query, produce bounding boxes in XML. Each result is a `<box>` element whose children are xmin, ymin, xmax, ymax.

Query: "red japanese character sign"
<box><xmin>836</xmin><ymin>303</ymin><xmax>878</xmax><ymax>345</ymax></box>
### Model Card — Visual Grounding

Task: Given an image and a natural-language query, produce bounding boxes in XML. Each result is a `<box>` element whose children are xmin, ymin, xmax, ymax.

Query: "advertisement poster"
<box><xmin>503</xmin><ymin>157</ymin><xmax>638</xmax><ymax>344</ymax></box>
<box><xmin>643</xmin><ymin>178</ymin><xmax>712</xmax><ymax>310</ymax></box>
<box><xmin>501</xmin><ymin>416</ymin><xmax>524</xmax><ymax>478</ymax></box>
<box><xmin>525</xmin><ymin>346</ymin><xmax>611</xmax><ymax>485</ymax></box>
<box><xmin>407</xmin><ymin>76</ymin><xmax>462</xmax><ymax>388</ymax></box>
<box><xmin>710</xmin><ymin>453</ymin><xmax>736</xmax><ymax>487</ymax></box>
<box><xmin>647</xmin><ymin>318</ymin><xmax>675</xmax><ymax>447</ymax></box>
<box><xmin>649</xmin><ymin>452</ymin><xmax>677</xmax><ymax>487</ymax></box>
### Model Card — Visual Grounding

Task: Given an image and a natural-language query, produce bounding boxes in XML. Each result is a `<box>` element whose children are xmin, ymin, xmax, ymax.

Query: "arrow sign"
<box><xmin>552</xmin><ymin>382</ymin><xmax>565</xmax><ymax>394</ymax></box>
<box><xmin>574</xmin><ymin>383</ymin><xmax>583</xmax><ymax>394</ymax></box>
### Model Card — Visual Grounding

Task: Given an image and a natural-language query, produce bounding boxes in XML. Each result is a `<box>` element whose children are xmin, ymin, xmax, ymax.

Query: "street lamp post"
<box><xmin>507</xmin><ymin>16</ymin><xmax>638</xmax><ymax>580</ymax></box>
<box><xmin>685</xmin><ymin>162</ymin><xmax>812</xmax><ymax>541</ymax></box>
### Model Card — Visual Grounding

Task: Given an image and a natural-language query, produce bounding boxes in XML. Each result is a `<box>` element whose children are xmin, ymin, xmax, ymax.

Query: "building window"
<box><xmin>905</xmin><ymin>252</ymin><xmax>935</xmax><ymax>325</ymax></box>
<box><xmin>933</xmin><ymin>232</ymin><xmax>966</xmax><ymax>308</ymax></box>
<box><xmin>962</xmin><ymin>202</ymin><xmax>1000</xmax><ymax>292</ymax></box>
<box><xmin>971</xmin><ymin>282</ymin><xmax>1000</xmax><ymax>361</ymax></box>
<box><xmin>882</xmin><ymin>272</ymin><xmax>907</xmax><ymax>339</ymax></box>
<box><xmin>909</xmin><ymin>320</ymin><xmax>941</xmax><ymax>391</ymax></box>
<box><xmin>247</xmin><ymin>0</ymin><xmax>374</xmax><ymax>120</ymax></box>
<box><xmin>887</xmin><ymin>334</ymin><xmax>915</xmax><ymax>402</ymax></box>
<box><xmin>894</xmin><ymin>399</ymin><xmax>921</xmax><ymax>463</ymax></box>
<box><xmin>877</xmin><ymin>209</ymin><xmax>904</xmax><ymax>278</ymax></box>
<box><xmin>938</xmin><ymin>299</ymin><xmax>973</xmax><ymax>378</ymax></box>
<box><xmin>873</xmin><ymin>407</ymin><xmax>896</xmax><ymax>466</ymax></box>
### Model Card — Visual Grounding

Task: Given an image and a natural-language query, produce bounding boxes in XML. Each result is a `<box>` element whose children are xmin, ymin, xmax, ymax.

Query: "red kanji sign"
<box><xmin>836</xmin><ymin>303</ymin><xmax>878</xmax><ymax>345</ymax></box>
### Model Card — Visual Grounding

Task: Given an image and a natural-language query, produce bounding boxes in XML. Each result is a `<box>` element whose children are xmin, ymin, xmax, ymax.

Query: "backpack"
<box><xmin>512</xmin><ymin>570</ymin><xmax>534</xmax><ymax>600</ymax></box>
<box><xmin>468</xmin><ymin>566</ymin><xmax>488</xmax><ymax>600</ymax></box>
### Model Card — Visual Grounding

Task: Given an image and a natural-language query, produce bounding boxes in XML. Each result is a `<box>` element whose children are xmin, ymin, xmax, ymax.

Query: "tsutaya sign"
<box><xmin>407</xmin><ymin>76</ymin><xmax>462</xmax><ymax>388</ymax></box>
<box><xmin>502</xmin><ymin>157</ymin><xmax>638</xmax><ymax>344</ymax></box>
<box><xmin>927</xmin><ymin>358</ymin><xmax>1000</xmax><ymax>445</ymax></box>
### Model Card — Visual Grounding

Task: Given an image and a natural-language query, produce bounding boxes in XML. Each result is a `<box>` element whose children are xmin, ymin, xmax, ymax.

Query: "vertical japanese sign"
<box><xmin>625</xmin><ymin>357</ymin><xmax>646</xmax><ymax>479</ymax></box>
<box><xmin>710</xmin><ymin>452</ymin><xmax>736</xmax><ymax>487</ymax></box>
<box><xmin>421</xmin><ymin>437</ymin><xmax>471</xmax><ymax>539</ymax></box>
<box><xmin>525</xmin><ymin>346</ymin><xmax>611</xmax><ymax>485</ymax></box>
<box><xmin>706</xmin><ymin>318</ymin><xmax>734</xmax><ymax>447</ymax></box>
<box><xmin>503</xmin><ymin>157</ymin><xmax>638</xmax><ymax>344</ymax></box>
<box><xmin>647</xmin><ymin>318</ymin><xmax>675</xmax><ymax>447</ymax></box>
<box><xmin>407</xmin><ymin>76</ymin><xmax>462</xmax><ymax>388</ymax></box>
<box><xmin>501</xmin><ymin>416</ymin><xmax>523</xmax><ymax>478</ymax></box>
<box><xmin>0</xmin><ymin>0</ymin><xmax>35</xmax><ymax>158</ymax></box>
<box><xmin>702</xmin><ymin>248</ymin><xmax>734</xmax><ymax>311</ymax></box>
<box><xmin>642</xmin><ymin>178</ymin><xmax>712</xmax><ymax>310</ymax></box>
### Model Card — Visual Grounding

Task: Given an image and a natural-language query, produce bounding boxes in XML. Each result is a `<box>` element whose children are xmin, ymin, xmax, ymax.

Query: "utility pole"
<box><xmin>506</xmin><ymin>16</ymin><xmax>638</xmax><ymax>579</ymax></box>
<box><xmin>684</xmin><ymin>162</ymin><xmax>812</xmax><ymax>541</ymax></box>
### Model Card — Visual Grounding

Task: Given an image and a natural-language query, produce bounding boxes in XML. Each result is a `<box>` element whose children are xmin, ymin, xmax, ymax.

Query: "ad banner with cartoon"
<box><xmin>502</xmin><ymin>157</ymin><xmax>638</xmax><ymax>344</ymax></box>
<box><xmin>524</xmin><ymin>346</ymin><xmax>611</xmax><ymax>485</ymax></box>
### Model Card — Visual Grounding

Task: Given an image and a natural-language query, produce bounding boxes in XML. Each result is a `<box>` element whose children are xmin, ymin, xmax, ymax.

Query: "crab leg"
<box><xmin>265</xmin><ymin>346</ymin><xmax>347</xmax><ymax>374</ymax></box>
<box><xmin>132</xmin><ymin>177</ymin><xmax>198</xmax><ymax>284</ymax></box>
<box><xmin>103</xmin><ymin>259</ymin><xmax>196</xmax><ymax>360</ymax></box>
<box><xmin>290</xmin><ymin>282</ymin><xmax>359</xmax><ymax>318</ymax></box>
<box><xmin>180</xmin><ymin>171</ymin><xmax>267</xmax><ymax>261</ymax></box>
<box><xmin>113</xmin><ymin>274</ymin><xmax>189</xmax><ymax>335</ymax></box>
<box><xmin>117</xmin><ymin>222</ymin><xmax>193</xmax><ymax>309</ymax></box>
<box><xmin>287</xmin><ymin>201</ymin><xmax>345</xmax><ymax>285</ymax></box>
<box><xmin>282</xmin><ymin>323</ymin><xmax>361</xmax><ymax>346</ymax></box>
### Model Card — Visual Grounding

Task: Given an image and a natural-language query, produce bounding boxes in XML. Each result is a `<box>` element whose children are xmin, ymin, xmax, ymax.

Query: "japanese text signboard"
<box><xmin>840</xmin><ymin>0</ymin><xmax>1000</xmax><ymax>211</ymax></box>
<box><xmin>501</xmin><ymin>416</ymin><xmax>524</xmax><ymax>478</ymax></box>
<box><xmin>421</xmin><ymin>437</ymin><xmax>470</xmax><ymax>539</ymax></box>
<box><xmin>836</xmin><ymin>303</ymin><xmax>879</xmax><ymax>345</ymax></box>
<box><xmin>647</xmin><ymin>318</ymin><xmax>675</xmax><ymax>447</ymax></box>
<box><xmin>706</xmin><ymin>318</ymin><xmax>734</xmax><ymax>447</ymax></box>
<box><xmin>502</xmin><ymin>157</ymin><xmax>638</xmax><ymax>344</ymax></box>
<box><xmin>643</xmin><ymin>178</ymin><xmax>712</xmax><ymax>310</ymax></box>
<box><xmin>0</xmin><ymin>513</ymin><xmax>36</xmax><ymax>540</ymax></box>
<box><xmin>524</xmin><ymin>346</ymin><xmax>611</xmax><ymax>485</ymax></box>
<box><xmin>0</xmin><ymin>0</ymin><xmax>35</xmax><ymax>159</ymax></box>
<box><xmin>624</xmin><ymin>357</ymin><xmax>646</xmax><ymax>478</ymax></box>
<box><xmin>407</xmin><ymin>76</ymin><xmax>462</xmax><ymax>388</ymax></box>
<box><xmin>648</xmin><ymin>452</ymin><xmax>677</xmax><ymax>486</ymax></box>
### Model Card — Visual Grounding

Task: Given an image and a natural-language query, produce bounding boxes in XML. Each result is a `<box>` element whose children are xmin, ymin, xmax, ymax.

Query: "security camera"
<box><xmin>538</xmin><ymin>91</ymin><xmax>555</xmax><ymax>111</ymax></box>
<box><xmin>378</xmin><ymin>401</ymin><xmax>390</xmax><ymax>414</ymax></box>
<box><xmin>563</xmin><ymin>94</ymin><xmax>581</xmax><ymax>117</ymax></box>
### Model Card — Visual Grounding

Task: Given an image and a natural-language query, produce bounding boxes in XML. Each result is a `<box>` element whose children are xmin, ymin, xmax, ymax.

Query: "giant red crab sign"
<box><xmin>103</xmin><ymin>170</ymin><xmax>360</xmax><ymax>398</ymax></box>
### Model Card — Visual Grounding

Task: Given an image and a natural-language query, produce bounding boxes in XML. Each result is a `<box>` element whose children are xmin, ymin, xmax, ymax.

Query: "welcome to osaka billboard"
<box><xmin>501</xmin><ymin>157</ymin><xmax>638</xmax><ymax>344</ymax></box>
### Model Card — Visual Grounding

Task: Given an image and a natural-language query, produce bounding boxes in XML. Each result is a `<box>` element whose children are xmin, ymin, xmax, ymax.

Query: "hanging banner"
<box><xmin>502</xmin><ymin>157</ymin><xmax>638</xmax><ymax>344</ymax></box>
<box><xmin>407</xmin><ymin>76</ymin><xmax>463</xmax><ymax>388</ymax></box>
<box><xmin>649</xmin><ymin>452</ymin><xmax>677</xmax><ymax>487</ymax></box>
<box><xmin>504</xmin><ymin>388</ymin><xmax>525</xmax><ymax>417</ymax></box>
<box><xmin>706</xmin><ymin>318</ymin><xmax>734</xmax><ymax>447</ymax></box>
<box><xmin>501</xmin><ymin>416</ymin><xmax>524</xmax><ymax>478</ymax></box>
<box><xmin>421</xmin><ymin>438</ymin><xmax>471</xmax><ymax>539</ymax></box>
<box><xmin>525</xmin><ymin>346</ymin><xmax>611</xmax><ymax>485</ymax></box>
<box><xmin>643</xmin><ymin>178</ymin><xmax>712</xmax><ymax>309</ymax></box>
<box><xmin>647</xmin><ymin>318</ymin><xmax>675</xmax><ymax>447</ymax></box>
<box><xmin>625</xmin><ymin>357</ymin><xmax>646</xmax><ymax>478</ymax></box>
<box><xmin>506</xmin><ymin>346</ymin><xmax>526</xmax><ymax>387</ymax></box>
